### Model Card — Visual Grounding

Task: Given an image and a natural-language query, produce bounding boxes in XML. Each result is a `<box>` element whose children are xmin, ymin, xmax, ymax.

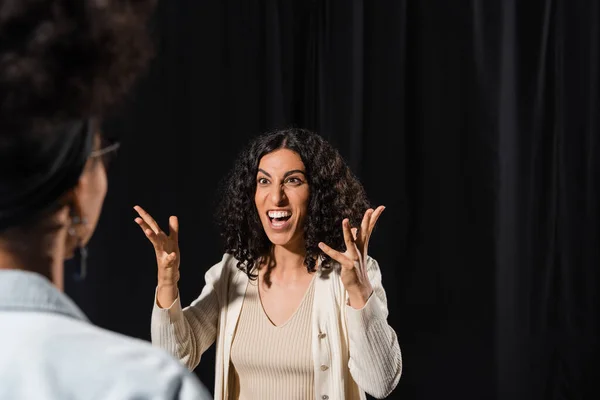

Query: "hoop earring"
<box><xmin>69</xmin><ymin>216</ymin><xmax>88</xmax><ymax>281</ymax></box>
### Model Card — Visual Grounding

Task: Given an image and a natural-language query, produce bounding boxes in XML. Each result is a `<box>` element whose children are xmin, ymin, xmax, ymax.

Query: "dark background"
<box><xmin>66</xmin><ymin>1</ymin><xmax>599</xmax><ymax>399</ymax></box>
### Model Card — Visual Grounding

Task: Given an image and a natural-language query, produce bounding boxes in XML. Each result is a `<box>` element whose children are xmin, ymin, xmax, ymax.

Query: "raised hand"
<box><xmin>134</xmin><ymin>205</ymin><xmax>180</xmax><ymax>306</ymax></box>
<box><xmin>318</xmin><ymin>206</ymin><xmax>385</xmax><ymax>308</ymax></box>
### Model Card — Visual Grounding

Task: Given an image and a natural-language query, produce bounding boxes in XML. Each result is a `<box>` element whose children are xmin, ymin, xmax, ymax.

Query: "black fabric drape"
<box><xmin>496</xmin><ymin>0</ymin><xmax>600</xmax><ymax>398</ymax></box>
<box><xmin>66</xmin><ymin>1</ymin><xmax>600</xmax><ymax>399</ymax></box>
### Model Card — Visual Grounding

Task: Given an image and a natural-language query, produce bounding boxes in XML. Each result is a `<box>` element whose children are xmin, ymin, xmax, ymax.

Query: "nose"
<box><xmin>270</xmin><ymin>183</ymin><xmax>287</xmax><ymax>205</ymax></box>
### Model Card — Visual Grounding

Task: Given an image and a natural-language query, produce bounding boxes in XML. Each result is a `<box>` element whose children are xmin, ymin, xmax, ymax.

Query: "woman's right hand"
<box><xmin>134</xmin><ymin>205</ymin><xmax>180</xmax><ymax>307</ymax></box>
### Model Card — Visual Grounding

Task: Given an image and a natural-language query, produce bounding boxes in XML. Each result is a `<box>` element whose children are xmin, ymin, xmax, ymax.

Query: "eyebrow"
<box><xmin>257</xmin><ymin>169</ymin><xmax>306</xmax><ymax>179</ymax></box>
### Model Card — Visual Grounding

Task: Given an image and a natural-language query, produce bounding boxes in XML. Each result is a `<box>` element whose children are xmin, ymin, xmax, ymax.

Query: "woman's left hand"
<box><xmin>318</xmin><ymin>205</ymin><xmax>385</xmax><ymax>308</ymax></box>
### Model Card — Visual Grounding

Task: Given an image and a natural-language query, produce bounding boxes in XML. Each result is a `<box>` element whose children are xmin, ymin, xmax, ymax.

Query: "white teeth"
<box><xmin>268</xmin><ymin>210</ymin><xmax>291</xmax><ymax>219</ymax></box>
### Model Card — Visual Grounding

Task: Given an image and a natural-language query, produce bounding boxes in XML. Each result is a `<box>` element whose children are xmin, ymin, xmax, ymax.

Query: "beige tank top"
<box><xmin>229</xmin><ymin>275</ymin><xmax>316</xmax><ymax>400</ymax></box>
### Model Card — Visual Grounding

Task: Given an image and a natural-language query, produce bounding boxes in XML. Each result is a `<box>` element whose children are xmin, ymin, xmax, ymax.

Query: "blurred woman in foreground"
<box><xmin>0</xmin><ymin>1</ymin><xmax>210</xmax><ymax>399</ymax></box>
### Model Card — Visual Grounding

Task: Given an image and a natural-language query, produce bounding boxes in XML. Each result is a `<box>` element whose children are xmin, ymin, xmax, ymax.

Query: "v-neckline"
<box><xmin>256</xmin><ymin>272</ymin><xmax>316</xmax><ymax>328</ymax></box>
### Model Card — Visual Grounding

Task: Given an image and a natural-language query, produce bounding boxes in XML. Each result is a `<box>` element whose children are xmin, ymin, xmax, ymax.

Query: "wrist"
<box><xmin>157</xmin><ymin>283</ymin><xmax>178</xmax><ymax>295</ymax></box>
<box><xmin>156</xmin><ymin>284</ymin><xmax>178</xmax><ymax>308</ymax></box>
<box><xmin>346</xmin><ymin>286</ymin><xmax>373</xmax><ymax>309</ymax></box>
<box><xmin>157</xmin><ymin>281</ymin><xmax>177</xmax><ymax>289</ymax></box>
<box><xmin>157</xmin><ymin>274</ymin><xmax>178</xmax><ymax>288</ymax></box>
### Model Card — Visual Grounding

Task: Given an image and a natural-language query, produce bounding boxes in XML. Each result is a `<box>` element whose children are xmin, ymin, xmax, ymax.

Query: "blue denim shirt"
<box><xmin>0</xmin><ymin>269</ymin><xmax>211</xmax><ymax>400</ymax></box>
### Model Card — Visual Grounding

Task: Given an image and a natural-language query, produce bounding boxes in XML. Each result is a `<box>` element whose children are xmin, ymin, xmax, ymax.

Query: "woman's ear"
<box><xmin>62</xmin><ymin>189</ymin><xmax>87</xmax><ymax>259</ymax></box>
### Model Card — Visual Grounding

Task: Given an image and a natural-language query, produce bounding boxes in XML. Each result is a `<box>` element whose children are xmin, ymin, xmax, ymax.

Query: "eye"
<box><xmin>257</xmin><ymin>177</ymin><xmax>270</xmax><ymax>185</ymax></box>
<box><xmin>285</xmin><ymin>177</ymin><xmax>304</xmax><ymax>185</ymax></box>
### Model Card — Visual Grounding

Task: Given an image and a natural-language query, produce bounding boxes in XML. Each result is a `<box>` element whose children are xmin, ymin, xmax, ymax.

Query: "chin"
<box><xmin>261</xmin><ymin>228</ymin><xmax>289</xmax><ymax>246</ymax></box>
<box><xmin>265</xmin><ymin>232</ymin><xmax>294</xmax><ymax>246</ymax></box>
<box><xmin>265</xmin><ymin>230</ymin><xmax>305</xmax><ymax>250</ymax></box>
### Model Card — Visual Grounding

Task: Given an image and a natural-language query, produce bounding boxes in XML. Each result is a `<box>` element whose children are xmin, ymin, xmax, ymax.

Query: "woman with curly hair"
<box><xmin>136</xmin><ymin>128</ymin><xmax>402</xmax><ymax>400</ymax></box>
<box><xmin>0</xmin><ymin>1</ymin><xmax>210</xmax><ymax>399</ymax></box>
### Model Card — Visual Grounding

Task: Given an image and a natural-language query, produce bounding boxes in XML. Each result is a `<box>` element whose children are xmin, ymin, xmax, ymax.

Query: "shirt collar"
<box><xmin>0</xmin><ymin>269</ymin><xmax>88</xmax><ymax>322</ymax></box>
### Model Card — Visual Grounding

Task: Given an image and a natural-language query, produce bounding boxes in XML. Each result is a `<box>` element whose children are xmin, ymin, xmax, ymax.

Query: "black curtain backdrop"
<box><xmin>65</xmin><ymin>1</ymin><xmax>599</xmax><ymax>399</ymax></box>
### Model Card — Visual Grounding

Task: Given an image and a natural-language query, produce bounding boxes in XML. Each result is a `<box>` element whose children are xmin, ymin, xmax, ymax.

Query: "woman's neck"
<box><xmin>264</xmin><ymin>243</ymin><xmax>311</xmax><ymax>281</ymax></box>
<box><xmin>0</xmin><ymin>227</ymin><xmax>67</xmax><ymax>291</ymax></box>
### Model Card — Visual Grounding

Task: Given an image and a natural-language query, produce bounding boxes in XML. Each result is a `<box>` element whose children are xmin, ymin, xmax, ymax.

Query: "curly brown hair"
<box><xmin>0</xmin><ymin>0</ymin><xmax>156</xmax><ymax>131</ymax></box>
<box><xmin>216</xmin><ymin>128</ymin><xmax>371</xmax><ymax>278</ymax></box>
<box><xmin>0</xmin><ymin>0</ymin><xmax>155</xmax><ymax>242</ymax></box>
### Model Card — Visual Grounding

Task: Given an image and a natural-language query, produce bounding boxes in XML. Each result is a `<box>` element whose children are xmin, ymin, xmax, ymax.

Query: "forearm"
<box><xmin>152</xmin><ymin>294</ymin><xmax>200</xmax><ymax>370</ymax></box>
<box><xmin>151</xmin><ymin>284</ymin><xmax>219</xmax><ymax>371</ymax></box>
<box><xmin>346</xmin><ymin>286</ymin><xmax>373</xmax><ymax>309</ymax></box>
<box><xmin>346</xmin><ymin>257</ymin><xmax>402</xmax><ymax>398</ymax></box>
<box><xmin>157</xmin><ymin>284</ymin><xmax>179</xmax><ymax>309</ymax></box>
<box><xmin>346</xmin><ymin>294</ymin><xmax>402</xmax><ymax>398</ymax></box>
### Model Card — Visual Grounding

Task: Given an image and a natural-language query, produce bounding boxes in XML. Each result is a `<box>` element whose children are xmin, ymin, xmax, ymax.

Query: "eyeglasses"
<box><xmin>90</xmin><ymin>139</ymin><xmax>121</xmax><ymax>170</ymax></box>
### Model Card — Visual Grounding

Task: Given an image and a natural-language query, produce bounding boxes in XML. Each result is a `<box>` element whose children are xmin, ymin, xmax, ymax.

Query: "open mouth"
<box><xmin>267</xmin><ymin>210</ymin><xmax>292</xmax><ymax>228</ymax></box>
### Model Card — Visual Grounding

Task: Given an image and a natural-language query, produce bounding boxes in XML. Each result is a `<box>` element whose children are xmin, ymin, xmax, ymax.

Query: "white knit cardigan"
<box><xmin>151</xmin><ymin>253</ymin><xmax>402</xmax><ymax>400</ymax></box>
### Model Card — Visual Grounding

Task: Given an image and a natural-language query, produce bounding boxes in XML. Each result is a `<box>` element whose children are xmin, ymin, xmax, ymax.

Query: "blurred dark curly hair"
<box><xmin>216</xmin><ymin>128</ymin><xmax>371</xmax><ymax>278</ymax></box>
<box><xmin>0</xmin><ymin>0</ymin><xmax>156</xmax><ymax>131</ymax></box>
<box><xmin>0</xmin><ymin>0</ymin><xmax>155</xmax><ymax>241</ymax></box>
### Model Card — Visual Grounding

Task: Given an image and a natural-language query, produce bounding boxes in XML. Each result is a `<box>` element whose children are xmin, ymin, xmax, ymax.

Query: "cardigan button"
<box><xmin>322</xmin><ymin>396</ymin><xmax>329</xmax><ymax>400</ymax></box>
<box><xmin>318</xmin><ymin>332</ymin><xmax>327</xmax><ymax>339</ymax></box>
<box><xmin>320</xmin><ymin>365</ymin><xmax>329</xmax><ymax>371</ymax></box>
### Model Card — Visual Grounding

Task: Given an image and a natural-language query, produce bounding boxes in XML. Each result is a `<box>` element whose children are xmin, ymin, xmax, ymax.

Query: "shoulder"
<box><xmin>90</xmin><ymin>332</ymin><xmax>209</xmax><ymax>398</ymax></box>
<box><xmin>4</xmin><ymin>314</ymin><xmax>210</xmax><ymax>399</ymax></box>
<box><xmin>72</xmin><ymin>323</ymin><xmax>211</xmax><ymax>398</ymax></box>
<box><xmin>204</xmin><ymin>252</ymin><xmax>246</xmax><ymax>283</ymax></box>
<box><xmin>61</xmin><ymin>320</ymin><xmax>188</xmax><ymax>374</ymax></box>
